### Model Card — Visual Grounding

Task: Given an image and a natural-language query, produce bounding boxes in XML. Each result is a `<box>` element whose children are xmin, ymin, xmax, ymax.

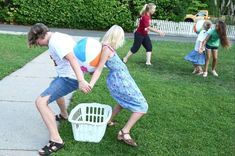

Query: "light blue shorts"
<box><xmin>41</xmin><ymin>77</ymin><xmax>78</xmax><ymax>104</ymax></box>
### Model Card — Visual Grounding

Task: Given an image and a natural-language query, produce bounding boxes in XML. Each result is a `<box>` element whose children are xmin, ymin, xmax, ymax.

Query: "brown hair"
<box><xmin>216</xmin><ymin>20</ymin><xmax>230</xmax><ymax>48</ymax></box>
<box><xmin>28</xmin><ymin>23</ymin><xmax>49</xmax><ymax>47</ymax></box>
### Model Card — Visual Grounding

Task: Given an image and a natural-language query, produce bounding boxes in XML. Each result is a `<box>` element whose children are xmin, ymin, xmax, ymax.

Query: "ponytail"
<box><xmin>140</xmin><ymin>4</ymin><xmax>148</xmax><ymax>16</ymax></box>
<box><xmin>140</xmin><ymin>3</ymin><xmax>156</xmax><ymax>16</ymax></box>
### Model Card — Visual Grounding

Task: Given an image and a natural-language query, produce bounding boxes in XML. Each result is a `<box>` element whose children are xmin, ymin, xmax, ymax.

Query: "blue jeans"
<box><xmin>41</xmin><ymin>77</ymin><xmax>78</xmax><ymax>104</ymax></box>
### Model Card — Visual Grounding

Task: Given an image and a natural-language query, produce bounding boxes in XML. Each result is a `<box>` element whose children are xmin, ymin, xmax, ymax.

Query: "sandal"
<box><xmin>55</xmin><ymin>114</ymin><xmax>67</xmax><ymax>121</ymax></box>
<box><xmin>39</xmin><ymin>140</ymin><xmax>64</xmax><ymax>156</ymax></box>
<box><xmin>107</xmin><ymin>120</ymin><xmax>118</xmax><ymax>127</ymax></box>
<box><xmin>117</xmin><ymin>130</ymin><xmax>137</xmax><ymax>147</ymax></box>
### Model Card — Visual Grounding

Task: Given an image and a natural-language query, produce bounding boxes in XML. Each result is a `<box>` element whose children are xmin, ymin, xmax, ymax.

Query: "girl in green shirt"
<box><xmin>201</xmin><ymin>20</ymin><xmax>230</xmax><ymax>77</ymax></box>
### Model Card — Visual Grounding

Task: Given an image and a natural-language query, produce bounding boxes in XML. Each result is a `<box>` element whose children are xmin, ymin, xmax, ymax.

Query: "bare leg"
<box><xmin>35</xmin><ymin>96</ymin><xmax>63</xmax><ymax>145</ymax></box>
<box><xmin>199</xmin><ymin>65</ymin><xmax>203</xmax><ymax>71</ymax></box>
<box><xmin>192</xmin><ymin>64</ymin><xmax>197</xmax><ymax>74</ymax></box>
<box><xmin>211</xmin><ymin>49</ymin><xmax>219</xmax><ymax>76</ymax></box>
<box><xmin>203</xmin><ymin>49</ymin><xmax>211</xmax><ymax>77</ymax></box>
<box><xmin>56</xmin><ymin>97</ymin><xmax>68</xmax><ymax>118</ymax></box>
<box><xmin>108</xmin><ymin>104</ymin><xmax>122</xmax><ymax>123</ymax></box>
<box><xmin>120</xmin><ymin>112</ymin><xmax>144</xmax><ymax>138</ymax></box>
<box><xmin>211</xmin><ymin>49</ymin><xmax>218</xmax><ymax>71</ymax></box>
<box><xmin>117</xmin><ymin>112</ymin><xmax>145</xmax><ymax>146</ymax></box>
<box><xmin>146</xmin><ymin>52</ymin><xmax>152</xmax><ymax>65</ymax></box>
<box><xmin>123</xmin><ymin>51</ymin><xmax>133</xmax><ymax>63</ymax></box>
<box><xmin>195</xmin><ymin>65</ymin><xmax>203</xmax><ymax>75</ymax></box>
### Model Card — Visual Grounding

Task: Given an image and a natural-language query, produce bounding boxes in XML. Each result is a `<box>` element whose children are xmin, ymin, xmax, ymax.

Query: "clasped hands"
<box><xmin>78</xmin><ymin>80</ymin><xmax>93</xmax><ymax>94</ymax></box>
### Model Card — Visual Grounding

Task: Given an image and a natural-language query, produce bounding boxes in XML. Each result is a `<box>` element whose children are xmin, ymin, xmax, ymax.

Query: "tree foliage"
<box><xmin>207</xmin><ymin>0</ymin><xmax>234</xmax><ymax>25</ymax></box>
<box><xmin>187</xmin><ymin>0</ymin><xmax>208</xmax><ymax>13</ymax></box>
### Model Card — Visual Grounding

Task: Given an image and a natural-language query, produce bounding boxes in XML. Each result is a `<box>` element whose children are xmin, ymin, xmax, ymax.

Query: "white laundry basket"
<box><xmin>68</xmin><ymin>103</ymin><xmax>112</xmax><ymax>143</ymax></box>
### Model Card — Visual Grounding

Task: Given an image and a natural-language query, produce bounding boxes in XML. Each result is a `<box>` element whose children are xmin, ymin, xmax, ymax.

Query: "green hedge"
<box><xmin>11</xmin><ymin>0</ymin><xmax>134</xmax><ymax>31</ymax></box>
<box><xmin>1</xmin><ymin>0</ymin><xmax>211</xmax><ymax>31</ymax></box>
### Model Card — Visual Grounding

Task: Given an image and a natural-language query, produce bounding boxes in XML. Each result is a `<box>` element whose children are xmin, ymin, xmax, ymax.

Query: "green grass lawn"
<box><xmin>0</xmin><ymin>34</ymin><xmax>45</xmax><ymax>80</ymax></box>
<box><xmin>57</xmin><ymin>40</ymin><xmax>235</xmax><ymax>155</ymax></box>
<box><xmin>0</xmin><ymin>35</ymin><xmax>234</xmax><ymax>155</ymax></box>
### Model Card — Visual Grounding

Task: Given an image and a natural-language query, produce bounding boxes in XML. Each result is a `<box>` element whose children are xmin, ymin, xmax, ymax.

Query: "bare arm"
<box><xmin>200</xmin><ymin>35</ymin><xmax>211</xmax><ymax>53</ymax></box>
<box><xmin>89</xmin><ymin>47</ymin><xmax>112</xmax><ymax>88</ymax></box>
<box><xmin>148</xmin><ymin>27</ymin><xmax>165</xmax><ymax>36</ymax></box>
<box><xmin>198</xmin><ymin>41</ymin><xmax>204</xmax><ymax>53</ymax></box>
<box><xmin>65</xmin><ymin>52</ymin><xmax>91</xmax><ymax>93</ymax></box>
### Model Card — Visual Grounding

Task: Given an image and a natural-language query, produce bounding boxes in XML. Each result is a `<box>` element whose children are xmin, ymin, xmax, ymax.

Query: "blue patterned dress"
<box><xmin>184</xmin><ymin>30</ymin><xmax>207</xmax><ymax>65</ymax></box>
<box><xmin>104</xmin><ymin>45</ymin><xmax>148</xmax><ymax>113</ymax></box>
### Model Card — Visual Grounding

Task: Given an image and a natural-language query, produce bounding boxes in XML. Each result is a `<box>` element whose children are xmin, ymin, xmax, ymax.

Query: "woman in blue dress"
<box><xmin>89</xmin><ymin>25</ymin><xmax>148</xmax><ymax>147</ymax></box>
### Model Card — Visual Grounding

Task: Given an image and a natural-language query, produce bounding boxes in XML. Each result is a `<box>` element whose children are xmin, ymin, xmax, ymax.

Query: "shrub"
<box><xmin>11</xmin><ymin>0</ymin><xmax>134</xmax><ymax>31</ymax></box>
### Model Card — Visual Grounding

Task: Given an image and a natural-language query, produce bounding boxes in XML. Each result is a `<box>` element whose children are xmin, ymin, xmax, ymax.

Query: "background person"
<box><xmin>123</xmin><ymin>3</ymin><xmax>165</xmax><ymax>65</ymax></box>
<box><xmin>201</xmin><ymin>20</ymin><xmax>230</xmax><ymax>77</ymax></box>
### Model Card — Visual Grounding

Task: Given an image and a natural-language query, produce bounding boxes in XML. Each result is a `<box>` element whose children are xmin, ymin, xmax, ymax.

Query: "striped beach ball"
<box><xmin>74</xmin><ymin>38</ymin><xmax>102</xmax><ymax>73</ymax></box>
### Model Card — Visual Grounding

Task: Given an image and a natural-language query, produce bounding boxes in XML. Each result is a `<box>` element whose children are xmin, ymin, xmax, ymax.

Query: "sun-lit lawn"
<box><xmin>0</xmin><ymin>34</ymin><xmax>234</xmax><ymax>155</ymax></box>
<box><xmin>57</xmin><ymin>40</ymin><xmax>235</xmax><ymax>155</ymax></box>
<box><xmin>0</xmin><ymin>34</ymin><xmax>45</xmax><ymax>80</ymax></box>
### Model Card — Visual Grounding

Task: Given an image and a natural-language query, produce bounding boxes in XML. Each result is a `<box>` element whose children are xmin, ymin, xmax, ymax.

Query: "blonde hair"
<box><xmin>140</xmin><ymin>3</ymin><xmax>156</xmax><ymax>16</ymax></box>
<box><xmin>203</xmin><ymin>20</ymin><xmax>212</xmax><ymax>30</ymax></box>
<box><xmin>101</xmin><ymin>25</ymin><xmax>125</xmax><ymax>49</ymax></box>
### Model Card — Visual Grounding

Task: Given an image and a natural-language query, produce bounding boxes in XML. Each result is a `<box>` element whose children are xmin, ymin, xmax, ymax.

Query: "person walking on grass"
<box><xmin>184</xmin><ymin>20</ymin><xmax>212</xmax><ymax>75</ymax></box>
<box><xmin>201</xmin><ymin>20</ymin><xmax>230</xmax><ymax>77</ymax></box>
<box><xmin>89</xmin><ymin>25</ymin><xmax>148</xmax><ymax>147</ymax></box>
<box><xmin>123</xmin><ymin>3</ymin><xmax>165</xmax><ymax>65</ymax></box>
<box><xmin>28</xmin><ymin>23</ymin><xmax>91</xmax><ymax>155</ymax></box>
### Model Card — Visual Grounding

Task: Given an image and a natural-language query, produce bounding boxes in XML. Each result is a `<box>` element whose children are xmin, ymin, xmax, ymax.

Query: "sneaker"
<box><xmin>123</xmin><ymin>57</ymin><xmax>128</xmax><ymax>63</ymax></box>
<box><xmin>203</xmin><ymin>72</ymin><xmax>208</xmax><ymax>77</ymax></box>
<box><xmin>146</xmin><ymin>62</ymin><xmax>152</xmax><ymax>66</ymax></box>
<box><xmin>212</xmin><ymin>70</ymin><xmax>218</xmax><ymax>77</ymax></box>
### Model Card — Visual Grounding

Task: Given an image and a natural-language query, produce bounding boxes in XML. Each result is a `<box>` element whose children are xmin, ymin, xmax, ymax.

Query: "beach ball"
<box><xmin>74</xmin><ymin>38</ymin><xmax>102</xmax><ymax>73</ymax></box>
<box><xmin>193</xmin><ymin>20</ymin><xmax>205</xmax><ymax>34</ymax></box>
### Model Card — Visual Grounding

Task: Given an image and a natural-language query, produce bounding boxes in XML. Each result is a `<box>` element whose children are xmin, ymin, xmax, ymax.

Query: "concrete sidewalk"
<box><xmin>0</xmin><ymin>36</ymin><xmax>97</xmax><ymax>156</ymax></box>
<box><xmin>0</xmin><ymin>51</ymin><xmax>72</xmax><ymax>156</ymax></box>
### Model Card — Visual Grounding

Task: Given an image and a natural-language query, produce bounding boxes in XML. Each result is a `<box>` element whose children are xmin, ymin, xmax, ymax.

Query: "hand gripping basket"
<box><xmin>68</xmin><ymin>103</ymin><xmax>112</xmax><ymax>143</ymax></box>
